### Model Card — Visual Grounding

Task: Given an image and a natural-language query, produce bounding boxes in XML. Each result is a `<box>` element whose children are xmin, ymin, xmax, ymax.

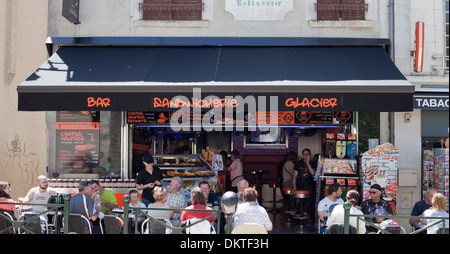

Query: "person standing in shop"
<box><xmin>225</xmin><ymin>150</ymin><xmax>244</xmax><ymax>193</ymax></box>
<box><xmin>136</xmin><ymin>154</ymin><xmax>163</xmax><ymax>206</ymax></box>
<box><xmin>292</xmin><ymin>148</ymin><xmax>317</xmax><ymax>216</ymax></box>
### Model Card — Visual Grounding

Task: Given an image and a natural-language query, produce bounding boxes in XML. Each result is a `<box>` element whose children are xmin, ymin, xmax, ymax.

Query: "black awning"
<box><xmin>18</xmin><ymin>46</ymin><xmax>414</xmax><ymax>112</ymax></box>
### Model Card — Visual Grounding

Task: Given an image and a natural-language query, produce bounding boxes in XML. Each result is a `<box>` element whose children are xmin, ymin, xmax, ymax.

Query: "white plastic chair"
<box><xmin>183</xmin><ymin>218</ymin><xmax>216</xmax><ymax>234</ymax></box>
<box><xmin>231</xmin><ymin>223</ymin><xmax>267</xmax><ymax>234</ymax></box>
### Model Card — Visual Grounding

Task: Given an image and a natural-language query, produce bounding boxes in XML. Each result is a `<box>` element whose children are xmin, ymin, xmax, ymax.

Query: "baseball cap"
<box><xmin>142</xmin><ymin>154</ymin><xmax>154</xmax><ymax>164</ymax></box>
<box><xmin>370</xmin><ymin>183</ymin><xmax>383</xmax><ymax>192</ymax></box>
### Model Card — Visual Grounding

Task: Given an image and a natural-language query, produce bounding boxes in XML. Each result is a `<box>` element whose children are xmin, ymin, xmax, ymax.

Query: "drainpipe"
<box><xmin>389</xmin><ymin>0</ymin><xmax>396</xmax><ymax>145</ymax></box>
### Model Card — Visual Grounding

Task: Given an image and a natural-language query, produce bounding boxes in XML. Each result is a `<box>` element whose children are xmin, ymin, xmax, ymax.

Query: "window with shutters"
<box><xmin>316</xmin><ymin>0</ymin><xmax>367</xmax><ymax>21</ymax></box>
<box><xmin>139</xmin><ymin>0</ymin><xmax>204</xmax><ymax>21</ymax></box>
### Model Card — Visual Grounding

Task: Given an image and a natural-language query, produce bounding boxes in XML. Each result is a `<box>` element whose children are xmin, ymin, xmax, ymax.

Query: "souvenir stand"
<box><xmin>315</xmin><ymin>133</ymin><xmax>360</xmax><ymax>231</ymax></box>
<box><xmin>422</xmin><ymin>147</ymin><xmax>449</xmax><ymax>207</ymax></box>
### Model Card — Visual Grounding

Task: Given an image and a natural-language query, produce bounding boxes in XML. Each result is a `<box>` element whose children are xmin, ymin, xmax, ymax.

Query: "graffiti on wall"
<box><xmin>0</xmin><ymin>135</ymin><xmax>40</xmax><ymax>186</ymax></box>
<box><xmin>362</xmin><ymin>143</ymin><xmax>399</xmax><ymax>214</ymax></box>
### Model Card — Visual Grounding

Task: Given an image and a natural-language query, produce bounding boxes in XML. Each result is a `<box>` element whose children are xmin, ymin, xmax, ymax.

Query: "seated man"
<box><xmin>236</xmin><ymin>179</ymin><xmax>249</xmax><ymax>204</ymax></box>
<box><xmin>361</xmin><ymin>184</ymin><xmax>393</xmax><ymax>232</ymax></box>
<box><xmin>317</xmin><ymin>183</ymin><xmax>344</xmax><ymax>233</ymax></box>
<box><xmin>90</xmin><ymin>180</ymin><xmax>119</xmax><ymax>215</ymax></box>
<box><xmin>70</xmin><ymin>181</ymin><xmax>102</xmax><ymax>234</ymax></box>
<box><xmin>166</xmin><ymin>177</ymin><xmax>187</xmax><ymax>227</ymax></box>
<box><xmin>199</xmin><ymin>181</ymin><xmax>220</xmax><ymax>210</ymax></box>
<box><xmin>410</xmin><ymin>188</ymin><xmax>437</xmax><ymax>233</ymax></box>
<box><xmin>24</xmin><ymin>175</ymin><xmax>56</xmax><ymax>215</ymax></box>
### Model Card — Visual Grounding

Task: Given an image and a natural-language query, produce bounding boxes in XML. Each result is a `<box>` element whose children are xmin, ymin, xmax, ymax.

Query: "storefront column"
<box><xmin>393</xmin><ymin>109</ymin><xmax>422</xmax><ymax>232</ymax></box>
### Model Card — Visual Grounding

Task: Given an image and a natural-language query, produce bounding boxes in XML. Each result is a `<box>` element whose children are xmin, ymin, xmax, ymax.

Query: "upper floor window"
<box><xmin>139</xmin><ymin>0</ymin><xmax>204</xmax><ymax>21</ymax></box>
<box><xmin>316</xmin><ymin>0</ymin><xmax>367</xmax><ymax>21</ymax></box>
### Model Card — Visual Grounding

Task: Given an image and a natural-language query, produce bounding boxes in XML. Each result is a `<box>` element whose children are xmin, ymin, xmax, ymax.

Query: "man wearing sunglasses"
<box><xmin>361</xmin><ymin>184</ymin><xmax>393</xmax><ymax>232</ymax></box>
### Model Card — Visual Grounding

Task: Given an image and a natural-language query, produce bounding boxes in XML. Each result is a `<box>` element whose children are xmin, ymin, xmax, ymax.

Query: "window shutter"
<box><xmin>172</xmin><ymin>0</ymin><xmax>202</xmax><ymax>21</ymax></box>
<box><xmin>141</xmin><ymin>0</ymin><xmax>203</xmax><ymax>21</ymax></box>
<box><xmin>317</xmin><ymin>0</ymin><xmax>341</xmax><ymax>21</ymax></box>
<box><xmin>341</xmin><ymin>0</ymin><xmax>365</xmax><ymax>21</ymax></box>
<box><xmin>316</xmin><ymin>0</ymin><xmax>366</xmax><ymax>21</ymax></box>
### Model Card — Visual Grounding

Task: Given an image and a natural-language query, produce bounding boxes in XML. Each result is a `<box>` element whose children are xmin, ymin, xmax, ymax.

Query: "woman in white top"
<box><xmin>147</xmin><ymin>186</ymin><xmax>173</xmax><ymax>221</ymax></box>
<box><xmin>326</xmin><ymin>189</ymin><xmax>366</xmax><ymax>234</ymax></box>
<box><xmin>422</xmin><ymin>193</ymin><xmax>449</xmax><ymax>234</ymax></box>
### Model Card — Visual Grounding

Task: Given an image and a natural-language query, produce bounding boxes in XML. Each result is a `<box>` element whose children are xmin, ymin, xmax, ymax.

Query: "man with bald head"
<box><xmin>25</xmin><ymin>175</ymin><xmax>56</xmax><ymax>213</ymax></box>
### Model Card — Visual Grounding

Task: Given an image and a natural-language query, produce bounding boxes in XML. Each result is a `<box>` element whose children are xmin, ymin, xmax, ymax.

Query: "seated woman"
<box><xmin>180</xmin><ymin>187</ymin><xmax>216</xmax><ymax>224</ymax></box>
<box><xmin>422</xmin><ymin>193</ymin><xmax>449</xmax><ymax>234</ymax></box>
<box><xmin>0</xmin><ymin>181</ymin><xmax>18</xmax><ymax>219</ymax></box>
<box><xmin>232</xmin><ymin>187</ymin><xmax>272</xmax><ymax>232</ymax></box>
<box><xmin>147</xmin><ymin>187</ymin><xmax>173</xmax><ymax>221</ymax></box>
<box><xmin>326</xmin><ymin>189</ymin><xmax>366</xmax><ymax>234</ymax></box>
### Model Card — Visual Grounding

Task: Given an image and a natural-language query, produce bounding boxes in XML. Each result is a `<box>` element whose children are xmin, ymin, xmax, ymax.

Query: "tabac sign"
<box><xmin>225</xmin><ymin>0</ymin><xmax>293</xmax><ymax>21</ymax></box>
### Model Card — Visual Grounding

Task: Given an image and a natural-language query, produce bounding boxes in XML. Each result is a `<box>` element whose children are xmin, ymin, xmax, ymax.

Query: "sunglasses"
<box><xmin>369</xmin><ymin>191</ymin><xmax>379</xmax><ymax>194</ymax></box>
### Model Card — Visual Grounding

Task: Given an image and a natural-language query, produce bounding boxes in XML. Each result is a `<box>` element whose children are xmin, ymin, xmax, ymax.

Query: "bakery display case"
<box><xmin>153</xmin><ymin>154</ymin><xmax>222</xmax><ymax>194</ymax></box>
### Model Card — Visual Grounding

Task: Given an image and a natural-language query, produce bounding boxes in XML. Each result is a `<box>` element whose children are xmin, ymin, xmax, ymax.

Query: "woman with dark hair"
<box><xmin>326</xmin><ymin>189</ymin><xmax>366</xmax><ymax>234</ymax></box>
<box><xmin>281</xmin><ymin>151</ymin><xmax>298</xmax><ymax>189</ymax></box>
<box><xmin>0</xmin><ymin>181</ymin><xmax>18</xmax><ymax>219</ymax></box>
<box><xmin>180</xmin><ymin>187</ymin><xmax>216</xmax><ymax>224</ymax></box>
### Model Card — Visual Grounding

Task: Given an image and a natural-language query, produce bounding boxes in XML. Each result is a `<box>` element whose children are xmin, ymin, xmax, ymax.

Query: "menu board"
<box><xmin>318</xmin><ymin>158</ymin><xmax>358</xmax><ymax>175</ymax></box>
<box><xmin>56</xmin><ymin>111</ymin><xmax>100</xmax><ymax>173</ymax></box>
<box><xmin>127</xmin><ymin>111</ymin><xmax>354</xmax><ymax>126</ymax></box>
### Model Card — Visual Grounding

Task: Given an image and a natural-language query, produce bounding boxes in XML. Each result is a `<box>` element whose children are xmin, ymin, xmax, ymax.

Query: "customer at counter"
<box><xmin>136</xmin><ymin>154</ymin><xmax>163</xmax><ymax>206</ymax></box>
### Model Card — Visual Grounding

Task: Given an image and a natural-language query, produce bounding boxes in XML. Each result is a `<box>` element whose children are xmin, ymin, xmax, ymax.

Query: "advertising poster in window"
<box><xmin>56</xmin><ymin>111</ymin><xmax>100</xmax><ymax>174</ymax></box>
